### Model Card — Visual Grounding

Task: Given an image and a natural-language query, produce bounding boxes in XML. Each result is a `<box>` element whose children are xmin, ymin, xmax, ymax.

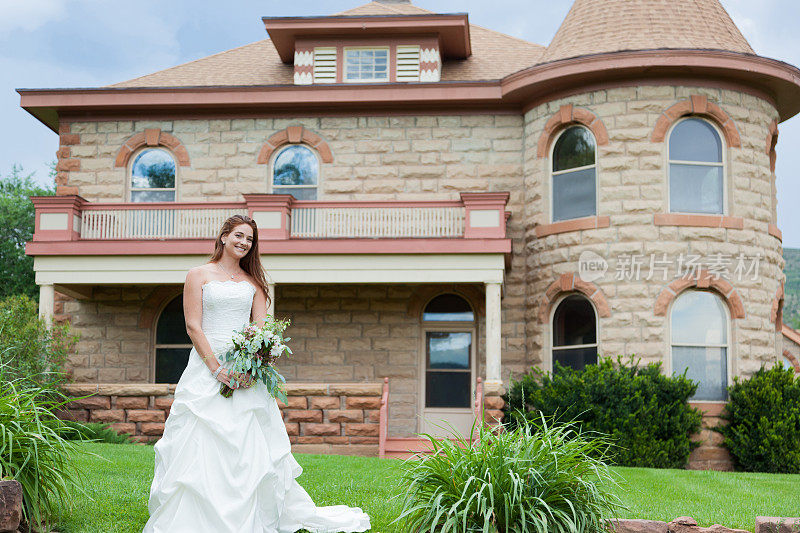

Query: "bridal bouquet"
<box><xmin>219</xmin><ymin>316</ymin><xmax>292</xmax><ymax>401</ymax></box>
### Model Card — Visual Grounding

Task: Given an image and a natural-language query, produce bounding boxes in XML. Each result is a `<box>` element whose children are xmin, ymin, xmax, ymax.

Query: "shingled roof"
<box><xmin>111</xmin><ymin>1</ymin><xmax>544</xmax><ymax>88</ymax></box>
<box><xmin>541</xmin><ymin>0</ymin><xmax>754</xmax><ymax>63</ymax></box>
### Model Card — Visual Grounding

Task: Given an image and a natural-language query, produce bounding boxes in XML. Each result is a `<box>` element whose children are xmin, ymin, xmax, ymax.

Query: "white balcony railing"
<box><xmin>290</xmin><ymin>206</ymin><xmax>464</xmax><ymax>238</ymax></box>
<box><xmin>81</xmin><ymin>208</ymin><xmax>246</xmax><ymax>239</ymax></box>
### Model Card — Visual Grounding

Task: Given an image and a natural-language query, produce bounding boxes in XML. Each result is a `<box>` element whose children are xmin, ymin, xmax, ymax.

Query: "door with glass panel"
<box><xmin>154</xmin><ymin>295</ymin><xmax>193</xmax><ymax>383</ymax></box>
<box><xmin>419</xmin><ymin>294</ymin><xmax>476</xmax><ymax>437</ymax></box>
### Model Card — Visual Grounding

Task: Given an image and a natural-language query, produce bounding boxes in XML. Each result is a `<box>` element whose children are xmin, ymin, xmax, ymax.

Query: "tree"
<box><xmin>0</xmin><ymin>165</ymin><xmax>55</xmax><ymax>300</ymax></box>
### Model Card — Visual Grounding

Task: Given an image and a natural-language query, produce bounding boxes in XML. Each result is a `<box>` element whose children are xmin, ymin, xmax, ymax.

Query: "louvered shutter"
<box><xmin>396</xmin><ymin>45</ymin><xmax>420</xmax><ymax>82</ymax></box>
<box><xmin>313</xmin><ymin>47</ymin><xmax>337</xmax><ymax>83</ymax></box>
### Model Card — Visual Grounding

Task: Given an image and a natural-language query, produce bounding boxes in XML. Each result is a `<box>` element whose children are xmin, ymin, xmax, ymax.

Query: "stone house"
<box><xmin>20</xmin><ymin>0</ymin><xmax>800</xmax><ymax>465</ymax></box>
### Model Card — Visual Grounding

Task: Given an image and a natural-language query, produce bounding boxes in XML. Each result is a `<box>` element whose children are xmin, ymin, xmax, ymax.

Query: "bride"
<box><xmin>143</xmin><ymin>214</ymin><xmax>371</xmax><ymax>532</ymax></box>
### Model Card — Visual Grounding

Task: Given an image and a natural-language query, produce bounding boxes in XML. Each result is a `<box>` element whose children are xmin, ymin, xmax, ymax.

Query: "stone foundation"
<box><xmin>61</xmin><ymin>382</ymin><xmax>383</xmax><ymax>454</ymax></box>
<box><xmin>687</xmin><ymin>402</ymin><xmax>733</xmax><ymax>471</ymax></box>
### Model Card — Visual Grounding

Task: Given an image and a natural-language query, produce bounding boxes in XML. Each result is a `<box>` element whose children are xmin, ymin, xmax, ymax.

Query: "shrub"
<box><xmin>719</xmin><ymin>365</ymin><xmax>800</xmax><ymax>473</ymax></box>
<box><xmin>395</xmin><ymin>416</ymin><xmax>621</xmax><ymax>533</ymax></box>
<box><xmin>60</xmin><ymin>421</ymin><xmax>134</xmax><ymax>444</ymax></box>
<box><xmin>0</xmin><ymin>294</ymin><xmax>78</xmax><ymax>390</ymax></box>
<box><xmin>0</xmin><ymin>373</ymin><xmax>84</xmax><ymax>527</ymax></box>
<box><xmin>504</xmin><ymin>357</ymin><xmax>703</xmax><ymax>469</ymax></box>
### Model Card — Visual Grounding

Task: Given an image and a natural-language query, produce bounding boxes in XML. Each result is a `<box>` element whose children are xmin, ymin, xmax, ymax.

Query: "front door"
<box><xmin>419</xmin><ymin>328</ymin><xmax>476</xmax><ymax>437</ymax></box>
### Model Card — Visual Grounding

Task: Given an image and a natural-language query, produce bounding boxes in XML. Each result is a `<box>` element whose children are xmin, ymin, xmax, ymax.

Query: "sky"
<box><xmin>1</xmin><ymin>0</ymin><xmax>799</xmax><ymax>246</ymax></box>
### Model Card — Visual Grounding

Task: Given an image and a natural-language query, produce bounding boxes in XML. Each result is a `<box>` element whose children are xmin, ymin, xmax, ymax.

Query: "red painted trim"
<box><xmin>537</xmin><ymin>104</ymin><xmax>608</xmax><ymax>158</ymax></box>
<box><xmin>20</xmin><ymin>50</ymin><xmax>800</xmax><ymax>133</ymax></box>
<box><xmin>654</xmin><ymin>213</ymin><xmax>744</xmax><ymax>229</ymax></box>
<box><xmin>782</xmin><ymin>323</ymin><xmax>800</xmax><ymax>346</ymax></box>
<box><xmin>81</xmin><ymin>201</ymin><xmax>243</xmax><ymax>211</ymax></box>
<box><xmin>114</xmin><ymin>129</ymin><xmax>190</xmax><ymax>168</ymax></box>
<box><xmin>378</xmin><ymin>377</ymin><xmax>389</xmax><ymax>458</ymax></box>
<box><xmin>257</xmin><ymin>126</ymin><xmax>334</xmax><ymax>164</ymax></box>
<box><xmin>25</xmin><ymin>238</ymin><xmax>512</xmax><ymax>256</ymax></box>
<box><xmin>653</xmin><ymin>268</ymin><xmax>745</xmax><ymax>319</ymax></box>
<box><xmin>535</xmin><ymin>215</ymin><xmax>610</xmax><ymax>238</ymax></box>
<box><xmin>538</xmin><ymin>272</ymin><xmax>611</xmax><ymax>323</ymax></box>
<box><xmin>768</xmin><ymin>223</ymin><xmax>782</xmax><ymax>241</ymax></box>
<box><xmin>263</xmin><ymin>14</ymin><xmax>470</xmax><ymax>62</ymax></box>
<box><xmin>650</xmin><ymin>94</ymin><xmax>741</xmax><ymax>148</ymax></box>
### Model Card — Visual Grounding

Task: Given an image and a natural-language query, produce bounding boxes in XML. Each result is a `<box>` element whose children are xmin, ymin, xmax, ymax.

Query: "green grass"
<box><xmin>58</xmin><ymin>443</ymin><xmax>800</xmax><ymax>532</ymax></box>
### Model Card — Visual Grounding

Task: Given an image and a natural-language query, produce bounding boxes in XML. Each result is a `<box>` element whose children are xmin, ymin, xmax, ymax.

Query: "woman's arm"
<box><xmin>183</xmin><ymin>268</ymin><xmax>235</xmax><ymax>387</ymax></box>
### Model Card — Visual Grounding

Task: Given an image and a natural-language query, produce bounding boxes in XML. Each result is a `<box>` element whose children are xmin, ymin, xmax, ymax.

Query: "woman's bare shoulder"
<box><xmin>186</xmin><ymin>264</ymin><xmax>215</xmax><ymax>284</ymax></box>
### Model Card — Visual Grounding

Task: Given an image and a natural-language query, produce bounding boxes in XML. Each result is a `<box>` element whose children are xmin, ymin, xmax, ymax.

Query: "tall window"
<box><xmin>130</xmin><ymin>148</ymin><xmax>177</xmax><ymax>202</ymax></box>
<box><xmin>668</xmin><ymin>118</ymin><xmax>724</xmax><ymax>214</ymax></box>
<box><xmin>551</xmin><ymin>126</ymin><xmax>597</xmax><ymax>222</ymax></box>
<box><xmin>154</xmin><ymin>295</ymin><xmax>192</xmax><ymax>383</ymax></box>
<box><xmin>422</xmin><ymin>294</ymin><xmax>475</xmax><ymax>409</ymax></box>
<box><xmin>671</xmin><ymin>291</ymin><xmax>729</xmax><ymax>401</ymax></box>
<box><xmin>551</xmin><ymin>294</ymin><xmax>598</xmax><ymax>370</ymax></box>
<box><xmin>272</xmin><ymin>145</ymin><xmax>319</xmax><ymax>200</ymax></box>
<box><xmin>344</xmin><ymin>48</ymin><xmax>389</xmax><ymax>82</ymax></box>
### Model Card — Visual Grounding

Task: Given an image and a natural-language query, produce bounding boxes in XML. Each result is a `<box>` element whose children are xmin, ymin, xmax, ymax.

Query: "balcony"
<box><xmin>26</xmin><ymin>192</ymin><xmax>511</xmax><ymax>257</ymax></box>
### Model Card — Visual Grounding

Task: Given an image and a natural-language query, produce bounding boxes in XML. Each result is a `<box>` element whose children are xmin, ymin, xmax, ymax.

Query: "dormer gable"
<box><xmin>263</xmin><ymin>12</ymin><xmax>471</xmax><ymax>85</ymax></box>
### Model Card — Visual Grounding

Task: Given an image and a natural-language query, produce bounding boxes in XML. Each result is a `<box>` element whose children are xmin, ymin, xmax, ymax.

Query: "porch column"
<box><xmin>485</xmin><ymin>282</ymin><xmax>502</xmax><ymax>386</ymax></box>
<box><xmin>39</xmin><ymin>284</ymin><xmax>55</xmax><ymax>327</ymax></box>
<box><xmin>267</xmin><ymin>282</ymin><xmax>275</xmax><ymax>316</ymax></box>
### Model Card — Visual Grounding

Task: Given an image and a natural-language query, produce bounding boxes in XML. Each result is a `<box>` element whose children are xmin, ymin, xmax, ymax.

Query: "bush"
<box><xmin>395</xmin><ymin>417</ymin><xmax>621</xmax><ymax>532</ymax></box>
<box><xmin>0</xmin><ymin>374</ymin><xmax>84</xmax><ymax>528</ymax></box>
<box><xmin>60</xmin><ymin>421</ymin><xmax>134</xmax><ymax>444</ymax></box>
<box><xmin>0</xmin><ymin>294</ymin><xmax>78</xmax><ymax>390</ymax></box>
<box><xmin>719</xmin><ymin>365</ymin><xmax>800</xmax><ymax>473</ymax></box>
<box><xmin>504</xmin><ymin>357</ymin><xmax>703</xmax><ymax>469</ymax></box>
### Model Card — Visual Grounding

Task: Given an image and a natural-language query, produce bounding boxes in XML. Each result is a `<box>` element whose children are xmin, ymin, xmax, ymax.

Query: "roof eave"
<box><xmin>262</xmin><ymin>13</ymin><xmax>471</xmax><ymax>62</ymax></box>
<box><xmin>502</xmin><ymin>49</ymin><xmax>800</xmax><ymax>121</ymax></box>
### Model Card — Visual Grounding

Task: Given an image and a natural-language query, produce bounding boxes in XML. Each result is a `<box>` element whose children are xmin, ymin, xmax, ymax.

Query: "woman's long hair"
<box><xmin>209</xmin><ymin>214</ymin><xmax>271</xmax><ymax>308</ymax></box>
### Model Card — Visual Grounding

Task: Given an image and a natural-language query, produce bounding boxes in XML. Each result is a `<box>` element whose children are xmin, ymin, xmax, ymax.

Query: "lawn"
<box><xmin>58</xmin><ymin>443</ymin><xmax>800</xmax><ymax>532</ymax></box>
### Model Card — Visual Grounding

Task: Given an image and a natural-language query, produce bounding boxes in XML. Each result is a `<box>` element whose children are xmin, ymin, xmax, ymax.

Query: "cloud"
<box><xmin>0</xmin><ymin>0</ymin><xmax>67</xmax><ymax>33</ymax></box>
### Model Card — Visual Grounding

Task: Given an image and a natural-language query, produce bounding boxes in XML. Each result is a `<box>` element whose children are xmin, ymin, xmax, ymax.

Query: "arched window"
<box><xmin>271</xmin><ymin>145</ymin><xmax>319</xmax><ymax>200</ymax></box>
<box><xmin>551</xmin><ymin>294</ymin><xmax>597</xmax><ymax>371</ymax></box>
<box><xmin>130</xmin><ymin>148</ymin><xmax>177</xmax><ymax>202</ymax></box>
<box><xmin>154</xmin><ymin>295</ymin><xmax>192</xmax><ymax>383</ymax></box>
<box><xmin>551</xmin><ymin>126</ymin><xmax>597</xmax><ymax>222</ymax></box>
<box><xmin>422</xmin><ymin>294</ymin><xmax>474</xmax><ymax>409</ymax></box>
<box><xmin>670</xmin><ymin>290</ymin><xmax>729</xmax><ymax>401</ymax></box>
<box><xmin>668</xmin><ymin>118</ymin><xmax>724</xmax><ymax>214</ymax></box>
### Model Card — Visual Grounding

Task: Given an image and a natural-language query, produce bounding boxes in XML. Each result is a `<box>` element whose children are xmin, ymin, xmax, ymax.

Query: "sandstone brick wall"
<box><xmin>522</xmin><ymin>85</ymin><xmax>784</xmax><ymax>378</ymax></box>
<box><xmin>56</xmin><ymin>113</ymin><xmax>529</xmax><ymax>382</ymax></box>
<box><xmin>62</xmin><ymin>287</ymin><xmax>151</xmax><ymax>382</ymax></box>
<box><xmin>61</xmin><ymin>382</ymin><xmax>383</xmax><ymax>454</ymax></box>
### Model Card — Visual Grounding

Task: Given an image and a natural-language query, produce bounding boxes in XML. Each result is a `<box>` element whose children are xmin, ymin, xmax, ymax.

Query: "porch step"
<box><xmin>382</xmin><ymin>437</ymin><xmax>474</xmax><ymax>459</ymax></box>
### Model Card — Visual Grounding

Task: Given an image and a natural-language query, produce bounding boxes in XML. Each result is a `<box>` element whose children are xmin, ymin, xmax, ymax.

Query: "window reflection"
<box><xmin>552</xmin><ymin>126</ymin><xmax>596</xmax><ymax>222</ymax></box>
<box><xmin>670</xmin><ymin>291</ymin><xmax>728</xmax><ymax>400</ymax></box>
<box><xmin>131</xmin><ymin>149</ymin><xmax>176</xmax><ymax>202</ymax></box>
<box><xmin>155</xmin><ymin>295</ymin><xmax>192</xmax><ymax>384</ymax></box>
<box><xmin>552</xmin><ymin>295</ymin><xmax>597</xmax><ymax>371</ymax></box>
<box><xmin>344</xmin><ymin>49</ymin><xmax>389</xmax><ymax>82</ymax></box>
<box><xmin>669</xmin><ymin>118</ymin><xmax>724</xmax><ymax>214</ymax></box>
<box><xmin>423</xmin><ymin>294</ymin><xmax>474</xmax><ymax>322</ymax></box>
<box><xmin>272</xmin><ymin>145</ymin><xmax>319</xmax><ymax>200</ymax></box>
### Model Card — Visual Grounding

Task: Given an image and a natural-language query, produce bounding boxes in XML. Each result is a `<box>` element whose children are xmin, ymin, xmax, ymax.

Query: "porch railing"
<box><xmin>31</xmin><ymin>192</ymin><xmax>509</xmax><ymax>242</ymax></box>
<box><xmin>81</xmin><ymin>207</ymin><xmax>245</xmax><ymax>240</ymax></box>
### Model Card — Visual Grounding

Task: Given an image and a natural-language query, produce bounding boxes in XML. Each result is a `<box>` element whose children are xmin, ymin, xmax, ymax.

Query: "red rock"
<box><xmin>609</xmin><ymin>519</ymin><xmax>668</xmax><ymax>532</ymax></box>
<box><xmin>0</xmin><ymin>480</ymin><xmax>22</xmax><ymax>532</ymax></box>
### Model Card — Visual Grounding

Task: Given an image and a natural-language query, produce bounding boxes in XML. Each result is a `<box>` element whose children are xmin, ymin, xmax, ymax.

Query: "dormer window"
<box><xmin>344</xmin><ymin>48</ymin><xmax>389</xmax><ymax>82</ymax></box>
<box><xmin>263</xmin><ymin>13</ymin><xmax>470</xmax><ymax>86</ymax></box>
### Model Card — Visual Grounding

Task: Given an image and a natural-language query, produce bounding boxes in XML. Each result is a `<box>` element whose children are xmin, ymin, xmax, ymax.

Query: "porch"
<box><xmin>28</xmin><ymin>192</ymin><xmax>513</xmax><ymax>446</ymax></box>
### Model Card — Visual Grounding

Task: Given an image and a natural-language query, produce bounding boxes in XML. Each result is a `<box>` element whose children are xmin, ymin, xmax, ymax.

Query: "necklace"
<box><xmin>215</xmin><ymin>262</ymin><xmax>238</xmax><ymax>280</ymax></box>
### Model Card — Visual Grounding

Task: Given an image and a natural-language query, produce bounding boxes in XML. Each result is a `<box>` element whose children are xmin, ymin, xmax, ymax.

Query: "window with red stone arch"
<box><xmin>536</xmin><ymin>104</ymin><xmax>609</xmax><ymax>159</ymax></box>
<box><xmin>115</xmin><ymin>129</ymin><xmax>190</xmax><ymax>202</ymax></box>
<box><xmin>538</xmin><ymin>273</ymin><xmax>611</xmax><ymax>372</ymax></box>
<box><xmin>650</xmin><ymin>95</ymin><xmax>741</xmax><ymax>148</ymax></box>
<box><xmin>257</xmin><ymin>126</ymin><xmax>333</xmax><ymax>200</ymax></box>
<box><xmin>782</xmin><ymin>350</ymin><xmax>800</xmax><ymax>374</ymax></box>
<box><xmin>653</xmin><ymin>270</ymin><xmax>745</xmax><ymax>320</ymax></box>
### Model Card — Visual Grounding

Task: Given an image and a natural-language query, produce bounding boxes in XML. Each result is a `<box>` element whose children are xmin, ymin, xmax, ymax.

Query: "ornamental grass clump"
<box><xmin>395</xmin><ymin>416</ymin><xmax>622</xmax><ymax>533</ymax></box>
<box><xmin>0</xmin><ymin>373</ymin><xmax>85</xmax><ymax>528</ymax></box>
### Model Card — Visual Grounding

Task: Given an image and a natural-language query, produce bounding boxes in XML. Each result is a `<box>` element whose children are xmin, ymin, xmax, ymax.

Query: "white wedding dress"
<box><xmin>143</xmin><ymin>280</ymin><xmax>371</xmax><ymax>533</ymax></box>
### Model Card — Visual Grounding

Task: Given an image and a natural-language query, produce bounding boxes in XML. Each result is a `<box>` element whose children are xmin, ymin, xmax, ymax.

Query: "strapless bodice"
<box><xmin>201</xmin><ymin>280</ymin><xmax>256</xmax><ymax>349</ymax></box>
